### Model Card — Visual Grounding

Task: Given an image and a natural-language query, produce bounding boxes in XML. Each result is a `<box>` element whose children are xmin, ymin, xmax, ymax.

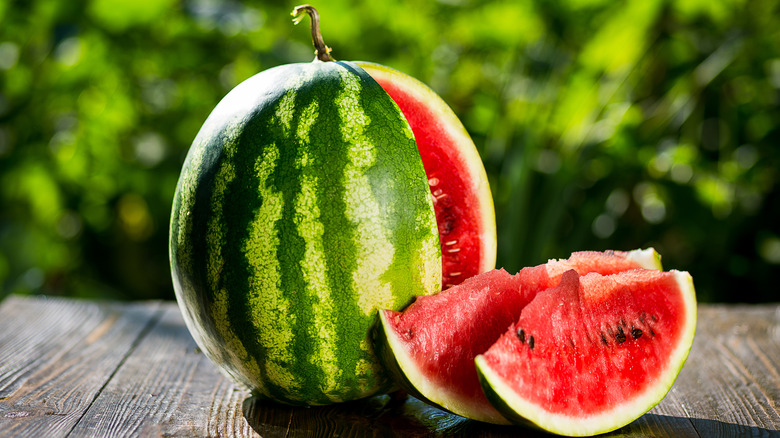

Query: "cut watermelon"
<box><xmin>375</xmin><ymin>249</ymin><xmax>662</xmax><ymax>424</ymax></box>
<box><xmin>357</xmin><ymin>62</ymin><xmax>496</xmax><ymax>289</ymax></box>
<box><xmin>170</xmin><ymin>6</ymin><xmax>497</xmax><ymax>405</ymax></box>
<box><xmin>476</xmin><ymin>268</ymin><xmax>697</xmax><ymax>436</ymax></box>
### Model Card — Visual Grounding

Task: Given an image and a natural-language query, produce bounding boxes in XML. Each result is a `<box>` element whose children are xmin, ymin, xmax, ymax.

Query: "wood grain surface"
<box><xmin>1</xmin><ymin>295</ymin><xmax>778</xmax><ymax>437</ymax></box>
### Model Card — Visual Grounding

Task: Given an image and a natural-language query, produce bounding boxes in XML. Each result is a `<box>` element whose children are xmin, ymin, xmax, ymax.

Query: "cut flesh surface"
<box><xmin>379</xmin><ymin>269</ymin><xmax>525</xmax><ymax>424</ymax></box>
<box><xmin>515</xmin><ymin>248</ymin><xmax>661</xmax><ymax>294</ymax></box>
<box><xmin>376</xmin><ymin>249</ymin><xmax>662</xmax><ymax>424</ymax></box>
<box><xmin>357</xmin><ymin>61</ymin><xmax>496</xmax><ymax>289</ymax></box>
<box><xmin>476</xmin><ymin>269</ymin><xmax>697</xmax><ymax>436</ymax></box>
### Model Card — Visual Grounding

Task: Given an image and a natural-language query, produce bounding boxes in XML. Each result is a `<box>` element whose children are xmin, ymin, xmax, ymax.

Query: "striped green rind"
<box><xmin>169</xmin><ymin>61</ymin><xmax>441</xmax><ymax>405</ymax></box>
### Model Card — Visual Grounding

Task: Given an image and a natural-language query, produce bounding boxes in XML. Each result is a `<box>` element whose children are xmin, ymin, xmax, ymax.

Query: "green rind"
<box><xmin>475</xmin><ymin>270</ymin><xmax>697</xmax><ymax>437</ymax></box>
<box><xmin>375</xmin><ymin>311</ymin><xmax>457</xmax><ymax>415</ymax></box>
<box><xmin>375</xmin><ymin>310</ymin><xmax>511</xmax><ymax>424</ymax></box>
<box><xmin>170</xmin><ymin>61</ymin><xmax>441</xmax><ymax>405</ymax></box>
<box><xmin>475</xmin><ymin>369</ymin><xmax>541</xmax><ymax>431</ymax></box>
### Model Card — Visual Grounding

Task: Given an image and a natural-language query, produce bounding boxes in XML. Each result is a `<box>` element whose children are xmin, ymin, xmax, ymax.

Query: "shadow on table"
<box><xmin>242</xmin><ymin>395</ymin><xmax>780</xmax><ymax>437</ymax></box>
<box><xmin>241</xmin><ymin>393</ymin><xmax>543</xmax><ymax>437</ymax></box>
<box><xmin>634</xmin><ymin>413</ymin><xmax>780</xmax><ymax>437</ymax></box>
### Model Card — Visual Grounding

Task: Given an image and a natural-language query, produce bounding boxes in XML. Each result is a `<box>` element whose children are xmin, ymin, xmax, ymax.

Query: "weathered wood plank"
<box><xmin>202</xmin><ymin>304</ymin><xmax>780</xmax><ymax>437</ymax></box>
<box><xmin>639</xmin><ymin>305</ymin><xmax>780</xmax><ymax>437</ymax></box>
<box><xmin>242</xmin><ymin>392</ymin><xmax>559</xmax><ymax>437</ymax></box>
<box><xmin>1</xmin><ymin>296</ymin><xmax>779</xmax><ymax>437</ymax></box>
<box><xmin>679</xmin><ymin>305</ymin><xmax>778</xmax><ymax>436</ymax></box>
<box><xmin>0</xmin><ymin>296</ymin><xmax>163</xmax><ymax>437</ymax></box>
<box><xmin>68</xmin><ymin>304</ymin><xmax>257</xmax><ymax>437</ymax></box>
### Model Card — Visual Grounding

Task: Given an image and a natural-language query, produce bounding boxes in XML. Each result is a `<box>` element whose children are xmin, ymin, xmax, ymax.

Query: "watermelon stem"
<box><xmin>291</xmin><ymin>5</ymin><xmax>334</xmax><ymax>62</ymax></box>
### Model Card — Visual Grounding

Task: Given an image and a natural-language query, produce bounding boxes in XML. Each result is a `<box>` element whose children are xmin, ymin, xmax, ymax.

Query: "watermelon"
<box><xmin>476</xmin><ymin>268</ymin><xmax>697</xmax><ymax>436</ymax></box>
<box><xmin>356</xmin><ymin>62</ymin><xmax>496</xmax><ymax>289</ymax></box>
<box><xmin>169</xmin><ymin>5</ymin><xmax>494</xmax><ymax>406</ymax></box>
<box><xmin>376</xmin><ymin>249</ymin><xmax>662</xmax><ymax>424</ymax></box>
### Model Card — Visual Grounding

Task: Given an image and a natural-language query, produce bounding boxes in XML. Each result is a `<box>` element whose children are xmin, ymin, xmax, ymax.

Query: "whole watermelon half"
<box><xmin>169</xmin><ymin>60</ymin><xmax>442</xmax><ymax>405</ymax></box>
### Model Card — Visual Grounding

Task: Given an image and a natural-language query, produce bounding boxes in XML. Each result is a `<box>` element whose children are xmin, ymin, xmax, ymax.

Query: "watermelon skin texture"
<box><xmin>169</xmin><ymin>60</ymin><xmax>441</xmax><ymax>405</ymax></box>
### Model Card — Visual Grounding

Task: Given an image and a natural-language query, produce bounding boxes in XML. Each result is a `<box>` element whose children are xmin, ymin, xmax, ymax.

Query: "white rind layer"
<box><xmin>626</xmin><ymin>247</ymin><xmax>664</xmax><ymax>270</ymax></box>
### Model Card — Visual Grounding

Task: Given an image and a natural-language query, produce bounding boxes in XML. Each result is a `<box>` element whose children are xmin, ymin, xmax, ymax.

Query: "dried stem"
<box><xmin>291</xmin><ymin>4</ymin><xmax>334</xmax><ymax>62</ymax></box>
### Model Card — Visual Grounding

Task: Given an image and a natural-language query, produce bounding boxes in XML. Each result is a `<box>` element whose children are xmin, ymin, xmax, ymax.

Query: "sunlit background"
<box><xmin>1</xmin><ymin>0</ymin><xmax>778</xmax><ymax>303</ymax></box>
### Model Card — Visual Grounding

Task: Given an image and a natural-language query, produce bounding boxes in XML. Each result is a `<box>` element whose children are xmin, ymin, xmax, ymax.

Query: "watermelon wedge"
<box><xmin>357</xmin><ymin>62</ymin><xmax>496</xmax><ymax>289</ymax></box>
<box><xmin>376</xmin><ymin>249</ymin><xmax>662</xmax><ymax>424</ymax></box>
<box><xmin>476</xmin><ymin>268</ymin><xmax>697</xmax><ymax>436</ymax></box>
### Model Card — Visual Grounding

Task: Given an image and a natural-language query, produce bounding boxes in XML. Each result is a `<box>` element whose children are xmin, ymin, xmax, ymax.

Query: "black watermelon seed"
<box><xmin>632</xmin><ymin>328</ymin><xmax>643</xmax><ymax>339</ymax></box>
<box><xmin>616</xmin><ymin>326</ymin><xmax>627</xmax><ymax>344</ymax></box>
<box><xmin>529</xmin><ymin>336</ymin><xmax>535</xmax><ymax>350</ymax></box>
<box><xmin>601</xmin><ymin>333</ymin><xmax>608</xmax><ymax>345</ymax></box>
<box><xmin>441</xmin><ymin>215</ymin><xmax>456</xmax><ymax>235</ymax></box>
<box><xmin>517</xmin><ymin>328</ymin><xmax>526</xmax><ymax>344</ymax></box>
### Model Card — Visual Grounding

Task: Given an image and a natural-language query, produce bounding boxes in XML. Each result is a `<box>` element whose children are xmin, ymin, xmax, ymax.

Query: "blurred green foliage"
<box><xmin>1</xmin><ymin>0</ymin><xmax>778</xmax><ymax>302</ymax></box>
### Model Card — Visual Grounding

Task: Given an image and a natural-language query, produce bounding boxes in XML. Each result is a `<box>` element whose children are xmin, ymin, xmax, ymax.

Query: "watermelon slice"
<box><xmin>357</xmin><ymin>61</ymin><xmax>496</xmax><ymax>289</ymax></box>
<box><xmin>375</xmin><ymin>249</ymin><xmax>662</xmax><ymax>424</ymax></box>
<box><xmin>476</xmin><ymin>268</ymin><xmax>697</xmax><ymax>436</ymax></box>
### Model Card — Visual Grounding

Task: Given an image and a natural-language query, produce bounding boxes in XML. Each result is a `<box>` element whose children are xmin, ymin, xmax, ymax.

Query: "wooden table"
<box><xmin>0</xmin><ymin>295</ymin><xmax>778</xmax><ymax>437</ymax></box>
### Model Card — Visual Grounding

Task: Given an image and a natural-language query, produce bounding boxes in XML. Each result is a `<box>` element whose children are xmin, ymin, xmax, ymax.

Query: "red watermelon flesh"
<box><xmin>515</xmin><ymin>249</ymin><xmax>662</xmax><ymax>294</ymax></box>
<box><xmin>476</xmin><ymin>269</ymin><xmax>697</xmax><ymax>436</ymax></box>
<box><xmin>376</xmin><ymin>249</ymin><xmax>662</xmax><ymax>424</ymax></box>
<box><xmin>357</xmin><ymin>62</ymin><xmax>496</xmax><ymax>289</ymax></box>
<box><xmin>378</xmin><ymin>269</ymin><xmax>530</xmax><ymax>424</ymax></box>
